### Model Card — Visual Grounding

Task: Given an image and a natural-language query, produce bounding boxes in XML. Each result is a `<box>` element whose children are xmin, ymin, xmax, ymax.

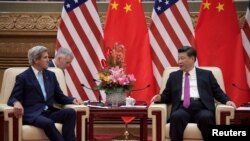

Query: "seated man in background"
<box><xmin>48</xmin><ymin>47</ymin><xmax>74</xmax><ymax>71</ymax></box>
<box><xmin>151</xmin><ymin>46</ymin><xmax>236</xmax><ymax>141</ymax></box>
<box><xmin>7</xmin><ymin>45</ymin><xmax>81</xmax><ymax>141</ymax></box>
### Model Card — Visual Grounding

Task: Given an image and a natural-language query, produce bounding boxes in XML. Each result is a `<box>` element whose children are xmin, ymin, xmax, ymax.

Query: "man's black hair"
<box><xmin>178</xmin><ymin>46</ymin><xmax>197</xmax><ymax>61</ymax></box>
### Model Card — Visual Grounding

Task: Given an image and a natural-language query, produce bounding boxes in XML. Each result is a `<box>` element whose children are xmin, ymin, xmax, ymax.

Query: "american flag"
<box><xmin>149</xmin><ymin>0</ymin><xmax>195</xmax><ymax>87</ymax></box>
<box><xmin>56</xmin><ymin>0</ymin><xmax>105</xmax><ymax>101</ymax></box>
<box><xmin>241</xmin><ymin>0</ymin><xmax>250</xmax><ymax>90</ymax></box>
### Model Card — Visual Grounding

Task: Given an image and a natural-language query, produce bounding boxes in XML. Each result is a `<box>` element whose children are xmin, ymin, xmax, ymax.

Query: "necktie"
<box><xmin>38</xmin><ymin>71</ymin><xmax>47</xmax><ymax>100</ymax></box>
<box><xmin>183</xmin><ymin>72</ymin><xmax>190</xmax><ymax>108</ymax></box>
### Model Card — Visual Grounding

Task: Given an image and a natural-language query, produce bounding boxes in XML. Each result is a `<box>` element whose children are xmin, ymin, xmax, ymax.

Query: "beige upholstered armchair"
<box><xmin>0</xmin><ymin>67</ymin><xmax>89</xmax><ymax>141</ymax></box>
<box><xmin>148</xmin><ymin>67</ymin><xmax>235</xmax><ymax>141</ymax></box>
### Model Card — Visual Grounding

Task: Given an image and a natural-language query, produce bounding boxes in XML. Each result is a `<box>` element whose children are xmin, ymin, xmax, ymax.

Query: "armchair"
<box><xmin>148</xmin><ymin>67</ymin><xmax>235</xmax><ymax>141</ymax></box>
<box><xmin>0</xmin><ymin>67</ymin><xmax>89</xmax><ymax>141</ymax></box>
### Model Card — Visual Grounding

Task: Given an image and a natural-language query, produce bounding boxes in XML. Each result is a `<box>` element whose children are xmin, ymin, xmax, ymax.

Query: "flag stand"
<box><xmin>111</xmin><ymin>130</ymin><xmax>139</xmax><ymax>141</ymax></box>
<box><xmin>111</xmin><ymin>121</ymin><xmax>139</xmax><ymax>141</ymax></box>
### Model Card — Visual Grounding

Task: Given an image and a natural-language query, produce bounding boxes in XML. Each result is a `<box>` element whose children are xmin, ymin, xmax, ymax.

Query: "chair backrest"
<box><xmin>0</xmin><ymin>67</ymin><xmax>67</xmax><ymax>104</ymax></box>
<box><xmin>160</xmin><ymin>67</ymin><xmax>225</xmax><ymax>118</ymax></box>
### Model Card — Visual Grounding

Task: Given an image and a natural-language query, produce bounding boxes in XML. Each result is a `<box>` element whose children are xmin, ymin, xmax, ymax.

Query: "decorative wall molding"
<box><xmin>0</xmin><ymin>13</ymin><xmax>59</xmax><ymax>34</ymax></box>
<box><xmin>0</xmin><ymin>11</ymin><xmax>246</xmax><ymax>33</ymax></box>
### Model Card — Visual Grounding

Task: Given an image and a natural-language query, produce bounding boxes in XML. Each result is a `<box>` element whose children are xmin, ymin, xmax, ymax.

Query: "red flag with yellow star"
<box><xmin>103</xmin><ymin>0</ymin><xmax>158</xmax><ymax>105</ymax></box>
<box><xmin>195</xmin><ymin>0</ymin><xmax>250</xmax><ymax>106</ymax></box>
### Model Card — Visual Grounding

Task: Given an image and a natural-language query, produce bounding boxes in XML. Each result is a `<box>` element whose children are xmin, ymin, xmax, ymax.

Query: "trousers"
<box><xmin>30</xmin><ymin>108</ymin><xmax>76</xmax><ymax>141</ymax></box>
<box><xmin>170</xmin><ymin>100</ymin><xmax>214</xmax><ymax>141</ymax></box>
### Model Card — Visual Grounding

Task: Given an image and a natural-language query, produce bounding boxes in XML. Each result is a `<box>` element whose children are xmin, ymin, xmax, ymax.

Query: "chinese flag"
<box><xmin>104</xmin><ymin>0</ymin><xmax>158</xmax><ymax>105</ymax></box>
<box><xmin>195</xmin><ymin>0</ymin><xmax>250</xmax><ymax>107</ymax></box>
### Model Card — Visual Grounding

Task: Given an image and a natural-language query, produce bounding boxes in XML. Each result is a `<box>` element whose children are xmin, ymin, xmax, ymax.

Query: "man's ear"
<box><xmin>192</xmin><ymin>56</ymin><xmax>195</xmax><ymax>62</ymax></box>
<box><xmin>34</xmin><ymin>59</ymin><xmax>39</xmax><ymax>64</ymax></box>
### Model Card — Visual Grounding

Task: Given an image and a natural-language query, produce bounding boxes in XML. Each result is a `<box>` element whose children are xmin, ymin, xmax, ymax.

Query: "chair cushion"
<box><xmin>0</xmin><ymin>67</ymin><xmax>67</xmax><ymax>104</ymax></box>
<box><xmin>22</xmin><ymin>123</ymin><xmax>62</xmax><ymax>140</ymax></box>
<box><xmin>165</xmin><ymin>123</ymin><xmax>202</xmax><ymax>140</ymax></box>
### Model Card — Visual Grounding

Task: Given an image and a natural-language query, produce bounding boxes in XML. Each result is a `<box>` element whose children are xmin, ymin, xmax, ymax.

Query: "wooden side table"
<box><xmin>231</xmin><ymin>107</ymin><xmax>250</xmax><ymax>125</ymax></box>
<box><xmin>220</xmin><ymin>104</ymin><xmax>250</xmax><ymax>125</ymax></box>
<box><xmin>87</xmin><ymin>101</ymin><xmax>148</xmax><ymax>141</ymax></box>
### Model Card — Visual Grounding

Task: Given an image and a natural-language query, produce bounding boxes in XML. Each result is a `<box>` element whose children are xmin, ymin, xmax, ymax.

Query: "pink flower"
<box><xmin>96</xmin><ymin>42</ymin><xmax>136</xmax><ymax>94</ymax></box>
<box><xmin>127</xmin><ymin>74</ymin><xmax>136</xmax><ymax>82</ymax></box>
<box><xmin>118</xmin><ymin>77</ymin><xmax>130</xmax><ymax>85</ymax></box>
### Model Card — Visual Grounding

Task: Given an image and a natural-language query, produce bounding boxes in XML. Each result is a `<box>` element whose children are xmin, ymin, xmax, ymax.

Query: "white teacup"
<box><xmin>126</xmin><ymin>96</ymin><xmax>135</xmax><ymax>107</ymax></box>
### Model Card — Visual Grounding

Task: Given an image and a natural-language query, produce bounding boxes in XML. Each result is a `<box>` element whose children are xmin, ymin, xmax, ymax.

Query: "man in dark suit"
<box><xmin>7</xmin><ymin>46</ymin><xmax>82</xmax><ymax>141</ymax></box>
<box><xmin>48</xmin><ymin>47</ymin><xmax>74</xmax><ymax>71</ymax></box>
<box><xmin>151</xmin><ymin>46</ymin><xmax>236</xmax><ymax>141</ymax></box>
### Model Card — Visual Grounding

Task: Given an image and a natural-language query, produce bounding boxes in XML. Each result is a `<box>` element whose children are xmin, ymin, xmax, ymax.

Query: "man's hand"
<box><xmin>150</xmin><ymin>94</ymin><xmax>161</xmax><ymax>103</ymax></box>
<box><xmin>73</xmin><ymin>98</ymin><xmax>82</xmax><ymax>105</ymax></box>
<box><xmin>13</xmin><ymin>101</ymin><xmax>24</xmax><ymax>118</ymax></box>
<box><xmin>226</xmin><ymin>101</ymin><xmax>236</xmax><ymax>109</ymax></box>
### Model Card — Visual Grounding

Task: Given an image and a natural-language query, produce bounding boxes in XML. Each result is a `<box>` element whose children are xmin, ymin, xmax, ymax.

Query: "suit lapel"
<box><xmin>43</xmin><ymin>70</ymin><xmax>51</xmax><ymax>100</ymax></box>
<box><xmin>48</xmin><ymin>60</ymin><xmax>55</xmax><ymax>67</ymax></box>
<box><xmin>27</xmin><ymin>67</ymin><xmax>45</xmax><ymax>99</ymax></box>
<box><xmin>196</xmin><ymin>68</ymin><xmax>202</xmax><ymax>98</ymax></box>
<box><xmin>176</xmin><ymin>70</ymin><xmax>183</xmax><ymax>99</ymax></box>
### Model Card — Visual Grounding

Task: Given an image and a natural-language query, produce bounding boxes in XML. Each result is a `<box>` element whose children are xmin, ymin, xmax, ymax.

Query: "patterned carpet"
<box><xmin>94</xmin><ymin>133</ymin><xmax>152</xmax><ymax>141</ymax></box>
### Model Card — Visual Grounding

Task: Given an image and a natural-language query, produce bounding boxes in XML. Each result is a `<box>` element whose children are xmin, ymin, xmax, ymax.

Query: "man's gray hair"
<box><xmin>28</xmin><ymin>46</ymin><xmax>48</xmax><ymax>65</ymax></box>
<box><xmin>55</xmin><ymin>47</ymin><xmax>74</xmax><ymax>60</ymax></box>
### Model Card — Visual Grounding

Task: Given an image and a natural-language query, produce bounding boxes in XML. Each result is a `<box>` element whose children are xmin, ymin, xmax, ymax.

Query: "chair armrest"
<box><xmin>2</xmin><ymin>105</ymin><xmax>21</xmax><ymax>141</ymax></box>
<box><xmin>215</xmin><ymin>104</ymin><xmax>235</xmax><ymax>125</ymax></box>
<box><xmin>148</xmin><ymin>103</ymin><xmax>167</xmax><ymax>141</ymax></box>
<box><xmin>63</xmin><ymin>104</ymin><xmax>89</xmax><ymax>141</ymax></box>
<box><xmin>64</xmin><ymin>104</ymin><xmax>89</xmax><ymax>113</ymax></box>
<box><xmin>2</xmin><ymin>104</ymin><xmax>89</xmax><ymax>141</ymax></box>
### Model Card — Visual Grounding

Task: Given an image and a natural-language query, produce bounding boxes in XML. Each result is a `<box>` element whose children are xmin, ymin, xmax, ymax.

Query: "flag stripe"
<box><xmin>149</xmin><ymin>0</ymin><xmax>195</xmax><ymax>87</ymax></box>
<box><xmin>244</xmin><ymin>50</ymin><xmax>250</xmax><ymax>74</ymax></box>
<box><xmin>242</xmin><ymin>29</ymin><xmax>250</xmax><ymax>72</ymax></box>
<box><xmin>60</xmin><ymin>17</ymin><xmax>101</xmax><ymax>100</ymax></box>
<box><xmin>243</xmin><ymin>22</ymin><xmax>250</xmax><ymax>42</ymax></box>
<box><xmin>174</xmin><ymin>1</ymin><xmax>195</xmax><ymax>46</ymax></box>
<box><xmin>66</xmin><ymin>65</ymin><xmax>89</xmax><ymax>100</ymax></box>
<box><xmin>242</xmin><ymin>2</ymin><xmax>250</xmax><ymax>88</ymax></box>
<box><xmin>70</xmin><ymin>9</ymin><xmax>102</xmax><ymax>72</ymax></box>
<box><xmin>151</xmin><ymin>11</ymin><xmax>179</xmax><ymax>60</ymax></box>
<box><xmin>56</xmin><ymin>0</ymin><xmax>104</xmax><ymax>101</ymax></box>
<box><xmin>152</xmin><ymin>61</ymin><xmax>162</xmax><ymax>87</ymax></box>
<box><xmin>150</xmin><ymin>22</ymin><xmax>177</xmax><ymax>66</ymax></box>
<box><xmin>166</xmin><ymin>4</ymin><xmax>189</xmax><ymax>47</ymax></box>
<box><xmin>58</xmin><ymin>19</ymin><xmax>97</xmax><ymax>100</ymax></box>
<box><xmin>160</xmin><ymin>13</ymin><xmax>183</xmax><ymax>48</ymax></box>
<box><xmin>54</xmin><ymin>41</ymin><xmax>75</xmax><ymax>98</ymax></box>
<box><xmin>241</xmin><ymin>12</ymin><xmax>250</xmax><ymax>98</ymax></box>
<box><xmin>79</xmin><ymin>4</ymin><xmax>104</xmax><ymax>55</ymax></box>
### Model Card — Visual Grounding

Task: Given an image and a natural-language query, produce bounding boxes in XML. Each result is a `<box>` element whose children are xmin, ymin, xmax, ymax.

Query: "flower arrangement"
<box><xmin>96</xmin><ymin>42</ymin><xmax>136</xmax><ymax>94</ymax></box>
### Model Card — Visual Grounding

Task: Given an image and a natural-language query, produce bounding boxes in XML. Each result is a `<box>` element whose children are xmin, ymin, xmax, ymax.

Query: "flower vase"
<box><xmin>106</xmin><ymin>92</ymin><xmax>126</xmax><ymax>107</ymax></box>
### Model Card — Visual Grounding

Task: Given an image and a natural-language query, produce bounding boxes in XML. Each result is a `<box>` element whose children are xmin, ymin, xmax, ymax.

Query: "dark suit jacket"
<box><xmin>48</xmin><ymin>60</ymin><xmax>55</xmax><ymax>67</ymax></box>
<box><xmin>160</xmin><ymin>67</ymin><xmax>230</xmax><ymax>114</ymax></box>
<box><xmin>7</xmin><ymin>67</ymin><xmax>74</xmax><ymax>124</ymax></box>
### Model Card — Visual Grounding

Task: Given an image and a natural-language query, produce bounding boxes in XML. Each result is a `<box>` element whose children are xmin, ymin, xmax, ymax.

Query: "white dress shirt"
<box><xmin>181</xmin><ymin>67</ymin><xmax>200</xmax><ymax>100</ymax></box>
